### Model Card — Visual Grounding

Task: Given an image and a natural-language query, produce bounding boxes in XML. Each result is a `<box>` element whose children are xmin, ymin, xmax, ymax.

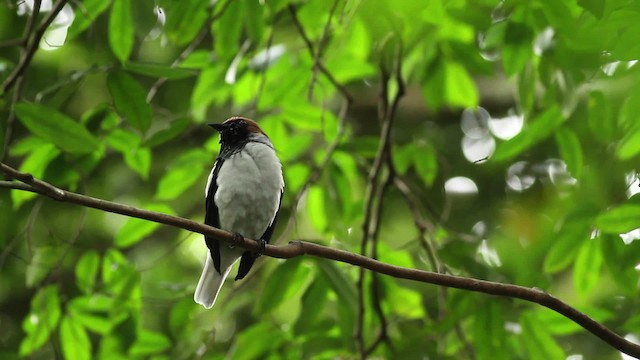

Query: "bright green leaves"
<box><xmin>554</xmin><ymin>127</ymin><xmax>583</xmax><ymax>179</ymax></box>
<box><xmin>69</xmin><ymin>0</ymin><xmax>112</xmax><ymax>38</ymax></box>
<box><xmin>502</xmin><ymin>22</ymin><xmax>534</xmax><ymax>77</ymax></box>
<box><xmin>76</xmin><ymin>251</ymin><xmax>101</xmax><ymax>294</ymax></box>
<box><xmin>520</xmin><ymin>312</ymin><xmax>566</xmax><ymax>359</ymax></box>
<box><xmin>107</xmin><ymin>71</ymin><xmax>152</xmax><ymax>133</ymax></box>
<box><xmin>423</xmin><ymin>61</ymin><xmax>479</xmax><ymax>110</ymax></box>
<box><xmin>493</xmin><ymin>106</ymin><xmax>564</xmax><ymax>162</ymax></box>
<box><xmin>474</xmin><ymin>301</ymin><xmax>507</xmax><ymax>360</ymax></box>
<box><xmin>573</xmin><ymin>237</ymin><xmax>603</xmax><ymax>297</ymax></box>
<box><xmin>109</xmin><ymin>0</ymin><xmax>134</xmax><ymax>63</ymax></box>
<box><xmin>394</xmin><ymin>141</ymin><xmax>438</xmax><ymax>187</ymax></box>
<box><xmin>602</xmin><ymin>234</ymin><xmax>640</xmax><ymax>291</ymax></box>
<box><xmin>20</xmin><ymin>286</ymin><xmax>62</xmax><ymax>356</ymax></box>
<box><xmin>596</xmin><ymin>205</ymin><xmax>640</xmax><ymax>234</ymax></box>
<box><xmin>129</xmin><ymin>330</ymin><xmax>172</xmax><ymax>357</ymax></box>
<box><xmin>161</xmin><ymin>0</ymin><xmax>209</xmax><ymax>46</ymax></box>
<box><xmin>15</xmin><ymin>103</ymin><xmax>100</xmax><ymax>154</ymax></box>
<box><xmin>124</xmin><ymin>62</ymin><xmax>197</xmax><ymax>79</ymax></box>
<box><xmin>228</xmin><ymin>323</ymin><xmax>285</xmax><ymax>360</ymax></box>
<box><xmin>257</xmin><ymin>258</ymin><xmax>313</xmax><ymax>314</ymax></box>
<box><xmin>60</xmin><ymin>316</ymin><xmax>92</xmax><ymax>360</ymax></box>
<box><xmin>106</xmin><ymin>128</ymin><xmax>152</xmax><ymax>179</ymax></box>
<box><xmin>154</xmin><ymin>150</ymin><xmax>208</xmax><ymax>200</ymax></box>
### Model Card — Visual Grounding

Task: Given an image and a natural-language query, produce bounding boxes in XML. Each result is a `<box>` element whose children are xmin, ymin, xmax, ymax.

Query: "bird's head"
<box><xmin>209</xmin><ymin>117</ymin><xmax>268</xmax><ymax>146</ymax></box>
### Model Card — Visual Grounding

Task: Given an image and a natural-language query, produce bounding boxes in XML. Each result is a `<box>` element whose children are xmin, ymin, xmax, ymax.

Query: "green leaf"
<box><xmin>307</xmin><ymin>185</ymin><xmax>327</xmax><ymax>232</ymax></box>
<box><xmin>229</xmin><ymin>323</ymin><xmax>284</xmax><ymax>360</ymax></box>
<box><xmin>601</xmin><ymin>234</ymin><xmax>640</xmax><ymax>290</ymax></box>
<box><xmin>162</xmin><ymin>0</ymin><xmax>209</xmax><ymax>45</ymax></box>
<box><xmin>76</xmin><ymin>251</ymin><xmax>100</xmax><ymax>294</ymax></box>
<box><xmin>15</xmin><ymin>103</ymin><xmax>100</xmax><ymax>154</ymax></box>
<box><xmin>26</xmin><ymin>246</ymin><xmax>63</xmax><ymax>288</ymax></box>
<box><xmin>520</xmin><ymin>312</ymin><xmax>565</xmax><ymax>359</ymax></box>
<box><xmin>284</xmin><ymin>163</ymin><xmax>310</xmax><ymax>194</ymax></box>
<box><xmin>493</xmin><ymin>106</ymin><xmax>565</xmax><ymax>162</ymax></box>
<box><xmin>108</xmin><ymin>0</ymin><xmax>134</xmax><ymax>63</ymax></box>
<box><xmin>534</xmin><ymin>305</ymin><xmax>613</xmax><ymax>335</ymax></box>
<box><xmin>129</xmin><ymin>330</ymin><xmax>171</xmax><ymax>356</ymax></box>
<box><xmin>502</xmin><ymin>22</ymin><xmax>533</xmax><ymax>76</ymax></box>
<box><xmin>474</xmin><ymin>301</ymin><xmax>508</xmax><ymax>360</ymax></box>
<box><xmin>68</xmin><ymin>295</ymin><xmax>122</xmax><ymax>334</ymax></box>
<box><xmin>578</xmin><ymin>0</ymin><xmax>604</xmax><ymax>18</ymax></box>
<box><xmin>596</xmin><ymin>204</ymin><xmax>640</xmax><ymax>233</ymax></box>
<box><xmin>20</xmin><ymin>285</ymin><xmax>61</xmax><ymax>356</ymax></box>
<box><xmin>258</xmin><ymin>258</ymin><xmax>310</xmax><ymax>313</ymax></box>
<box><xmin>212</xmin><ymin>0</ymin><xmax>243</xmax><ymax>59</ymax></box>
<box><xmin>543</xmin><ymin>223</ymin><xmax>588</xmax><ymax>274</ymax></box>
<box><xmin>316</xmin><ymin>259</ymin><xmax>356</xmax><ymax>310</ymax></box>
<box><xmin>587</xmin><ymin>91</ymin><xmax>615</xmax><ymax>143</ymax></box>
<box><xmin>154</xmin><ymin>162</ymin><xmax>204</xmax><ymax>200</ymax></box>
<box><xmin>107</xmin><ymin>71</ymin><xmax>152</xmax><ymax>132</ymax></box>
<box><xmin>106</xmin><ymin>129</ymin><xmax>140</xmax><ymax>153</ymax></box>
<box><xmin>60</xmin><ymin>316</ymin><xmax>91</xmax><ymax>360</ymax></box>
<box><xmin>294</xmin><ymin>276</ymin><xmax>328</xmax><ymax>333</ymax></box>
<box><xmin>69</xmin><ymin>0</ymin><xmax>112</xmax><ymax>38</ymax></box>
<box><xmin>444</xmin><ymin>62</ymin><xmax>479</xmax><ymax>108</ymax></box>
<box><xmin>616</xmin><ymin>125</ymin><xmax>640</xmax><ymax>160</ymax></box>
<box><xmin>555</xmin><ymin>127</ymin><xmax>583</xmax><ymax>179</ymax></box>
<box><xmin>124</xmin><ymin>62</ymin><xmax>197</xmax><ymax>79</ymax></box>
<box><xmin>143</xmin><ymin>118</ymin><xmax>191</xmax><ymax>147</ymax></box>
<box><xmin>393</xmin><ymin>143</ymin><xmax>414</xmax><ymax>174</ymax></box>
<box><xmin>191</xmin><ymin>67</ymin><xmax>227</xmax><ymax>121</ymax></box>
<box><xmin>573</xmin><ymin>238</ymin><xmax>602</xmax><ymax>297</ymax></box>
<box><xmin>124</xmin><ymin>147</ymin><xmax>151</xmax><ymax>180</ymax></box>
<box><xmin>115</xmin><ymin>204</ymin><xmax>175</xmax><ymax>247</ymax></box>
<box><xmin>414</xmin><ymin>141</ymin><xmax>438</xmax><ymax>187</ymax></box>
<box><xmin>243</xmin><ymin>0</ymin><xmax>265</xmax><ymax>43</ymax></box>
<box><xmin>11</xmin><ymin>143</ymin><xmax>60</xmax><ymax>208</ymax></box>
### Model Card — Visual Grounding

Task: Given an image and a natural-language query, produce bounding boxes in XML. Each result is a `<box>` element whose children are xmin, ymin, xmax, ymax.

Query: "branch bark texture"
<box><xmin>1</xmin><ymin>163</ymin><xmax>639</xmax><ymax>359</ymax></box>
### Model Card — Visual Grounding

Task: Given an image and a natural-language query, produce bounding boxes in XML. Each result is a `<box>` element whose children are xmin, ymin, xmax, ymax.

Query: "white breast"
<box><xmin>214</xmin><ymin>137</ymin><xmax>284</xmax><ymax>240</ymax></box>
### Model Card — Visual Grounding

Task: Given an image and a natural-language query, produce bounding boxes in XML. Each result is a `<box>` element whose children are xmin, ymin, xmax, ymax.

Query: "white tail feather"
<box><xmin>194</xmin><ymin>255</ymin><xmax>233</xmax><ymax>309</ymax></box>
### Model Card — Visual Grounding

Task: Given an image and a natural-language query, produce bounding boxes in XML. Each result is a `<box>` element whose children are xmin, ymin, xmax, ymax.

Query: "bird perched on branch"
<box><xmin>194</xmin><ymin>117</ymin><xmax>284</xmax><ymax>309</ymax></box>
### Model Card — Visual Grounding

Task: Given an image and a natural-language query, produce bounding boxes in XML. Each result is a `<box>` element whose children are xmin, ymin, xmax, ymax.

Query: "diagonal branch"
<box><xmin>2</xmin><ymin>0</ymin><xmax>69</xmax><ymax>94</ymax></box>
<box><xmin>1</xmin><ymin>164</ymin><xmax>640</xmax><ymax>358</ymax></box>
<box><xmin>288</xmin><ymin>4</ymin><xmax>354</xmax><ymax>104</ymax></box>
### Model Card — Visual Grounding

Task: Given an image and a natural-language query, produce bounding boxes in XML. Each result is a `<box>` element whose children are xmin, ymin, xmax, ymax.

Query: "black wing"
<box><xmin>205</xmin><ymin>159</ymin><xmax>224</xmax><ymax>274</ymax></box>
<box><xmin>235</xmin><ymin>190</ymin><xmax>284</xmax><ymax>280</ymax></box>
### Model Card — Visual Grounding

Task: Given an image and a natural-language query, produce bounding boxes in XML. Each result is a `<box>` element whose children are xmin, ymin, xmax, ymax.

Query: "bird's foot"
<box><xmin>252</xmin><ymin>238</ymin><xmax>267</xmax><ymax>258</ymax></box>
<box><xmin>229</xmin><ymin>232</ymin><xmax>244</xmax><ymax>249</ymax></box>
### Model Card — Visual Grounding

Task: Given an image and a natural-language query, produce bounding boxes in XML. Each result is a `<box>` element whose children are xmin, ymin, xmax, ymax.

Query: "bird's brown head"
<box><xmin>209</xmin><ymin>117</ymin><xmax>268</xmax><ymax>146</ymax></box>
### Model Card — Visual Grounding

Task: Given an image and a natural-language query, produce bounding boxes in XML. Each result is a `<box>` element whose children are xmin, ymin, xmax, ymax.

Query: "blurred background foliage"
<box><xmin>1</xmin><ymin>0</ymin><xmax>640</xmax><ymax>359</ymax></box>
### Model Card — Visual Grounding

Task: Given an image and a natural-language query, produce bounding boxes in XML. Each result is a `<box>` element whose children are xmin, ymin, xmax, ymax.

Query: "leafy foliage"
<box><xmin>2</xmin><ymin>0</ymin><xmax>640</xmax><ymax>359</ymax></box>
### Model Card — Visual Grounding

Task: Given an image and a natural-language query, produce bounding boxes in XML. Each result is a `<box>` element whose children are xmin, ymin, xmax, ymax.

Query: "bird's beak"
<box><xmin>208</xmin><ymin>123</ymin><xmax>226</xmax><ymax>132</ymax></box>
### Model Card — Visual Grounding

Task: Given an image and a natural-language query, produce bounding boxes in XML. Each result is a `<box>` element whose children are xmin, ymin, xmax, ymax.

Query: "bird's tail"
<box><xmin>194</xmin><ymin>255</ymin><xmax>232</xmax><ymax>309</ymax></box>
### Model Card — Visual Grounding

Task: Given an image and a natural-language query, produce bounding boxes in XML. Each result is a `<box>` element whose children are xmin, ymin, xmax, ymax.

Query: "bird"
<box><xmin>194</xmin><ymin>116</ymin><xmax>284</xmax><ymax>309</ymax></box>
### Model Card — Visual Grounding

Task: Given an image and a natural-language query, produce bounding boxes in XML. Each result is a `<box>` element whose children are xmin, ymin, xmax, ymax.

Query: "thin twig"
<box><xmin>288</xmin><ymin>4</ymin><xmax>354</xmax><ymax>104</ymax></box>
<box><xmin>2</xmin><ymin>0</ymin><xmax>42</xmax><ymax>162</ymax></box>
<box><xmin>364</xmin><ymin>169</ymin><xmax>394</xmax><ymax>357</ymax></box>
<box><xmin>0</xmin><ymin>168</ymin><xmax>639</xmax><ymax>358</ymax></box>
<box><xmin>2</xmin><ymin>0</ymin><xmax>68</xmax><ymax>94</ymax></box>
<box><xmin>307</xmin><ymin>0</ymin><xmax>339</xmax><ymax>101</ymax></box>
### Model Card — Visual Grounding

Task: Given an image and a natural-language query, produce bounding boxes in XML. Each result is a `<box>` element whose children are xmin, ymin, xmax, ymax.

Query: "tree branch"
<box><xmin>288</xmin><ymin>4</ymin><xmax>354</xmax><ymax>104</ymax></box>
<box><xmin>2</xmin><ymin>0</ymin><xmax>69</xmax><ymax>94</ymax></box>
<box><xmin>1</xmin><ymin>164</ymin><xmax>640</xmax><ymax>358</ymax></box>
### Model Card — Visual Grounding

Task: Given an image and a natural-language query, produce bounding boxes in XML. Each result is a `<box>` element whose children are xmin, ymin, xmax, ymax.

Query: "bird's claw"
<box><xmin>229</xmin><ymin>232</ymin><xmax>244</xmax><ymax>248</ymax></box>
<box><xmin>252</xmin><ymin>238</ymin><xmax>267</xmax><ymax>258</ymax></box>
